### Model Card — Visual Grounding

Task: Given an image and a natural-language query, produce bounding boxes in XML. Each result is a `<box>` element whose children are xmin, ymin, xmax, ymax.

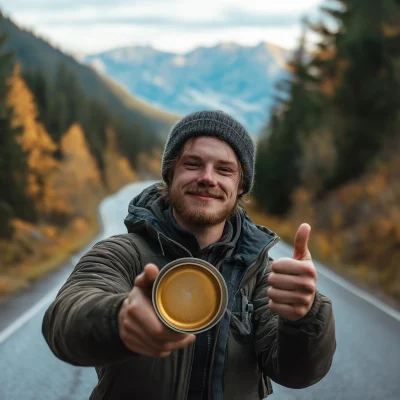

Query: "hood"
<box><xmin>124</xmin><ymin>182</ymin><xmax>170</xmax><ymax>234</ymax></box>
<box><xmin>124</xmin><ymin>182</ymin><xmax>279</xmax><ymax>265</ymax></box>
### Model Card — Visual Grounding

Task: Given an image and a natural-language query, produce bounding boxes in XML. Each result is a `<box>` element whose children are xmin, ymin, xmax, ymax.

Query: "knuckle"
<box><xmin>302</xmin><ymin>280</ymin><xmax>315</xmax><ymax>294</ymax></box>
<box><xmin>159</xmin><ymin>341</ymin><xmax>173</xmax><ymax>353</ymax></box>
<box><xmin>158</xmin><ymin>351</ymin><xmax>172</xmax><ymax>358</ymax></box>
<box><xmin>119</xmin><ymin>330</ymin><xmax>129</xmax><ymax>343</ymax></box>
<box><xmin>122</xmin><ymin>319</ymin><xmax>130</xmax><ymax>332</ymax></box>
<box><xmin>267</xmin><ymin>272</ymin><xmax>275</xmax><ymax>284</ymax></box>
<box><xmin>127</xmin><ymin>300</ymin><xmax>140</xmax><ymax>315</ymax></box>
<box><xmin>303</xmin><ymin>264</ymin><xmax>317</xmax><ymax>278</ymax></box>
<box><xmin>294</xmin><ymin>307</ymin><xmax>305</xmax><ymax>319</ymax></box>
<box><xmin>151</xmin><ymin>325</ymin><xmax>165</xmax><ymax>339</ymax></box>
<box><xmin>298</xmin><ymin>293</ymin><xmax>310</xmax><ymax>305</ymax></box>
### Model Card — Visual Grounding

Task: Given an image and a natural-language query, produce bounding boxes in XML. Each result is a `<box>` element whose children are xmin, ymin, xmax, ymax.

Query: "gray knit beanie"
<box><xmin>162</xmin><ymin>110</ymin><xmax>255</xmax><ymax>194</ymax></box>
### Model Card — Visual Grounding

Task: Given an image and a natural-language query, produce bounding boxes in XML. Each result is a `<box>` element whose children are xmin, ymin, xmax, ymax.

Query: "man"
<box><xmin>42</xmin><ymin>110</ymin><xmax>336</xmax><ymax>400</ymax></box>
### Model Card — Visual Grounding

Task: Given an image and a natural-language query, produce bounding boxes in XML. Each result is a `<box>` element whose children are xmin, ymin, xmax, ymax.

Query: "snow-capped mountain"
<box><xmin>83</xmin><ymin>42</ymin><xmax>290</xmax><ymax>135</ymax></box>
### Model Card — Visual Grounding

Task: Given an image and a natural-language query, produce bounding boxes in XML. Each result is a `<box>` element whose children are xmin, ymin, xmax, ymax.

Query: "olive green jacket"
<box><xmin>42</xmin><ymin>183</ymin><xmax>336</xmax><ymax>399</ymax></box>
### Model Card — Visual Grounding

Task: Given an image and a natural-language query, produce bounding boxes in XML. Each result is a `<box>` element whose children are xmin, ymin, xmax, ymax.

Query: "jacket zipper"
<box><xmin>141</xmin><ymin>220</ymin><xmax>280</xmax><ymax>398</ymax></box>
<box><xmin>200</xmin><ymin>330</ymin><xmax>212</xmax><ymax>399</ymax></box>
<box><xmin>182</xmin><ymin>341</ymin><xmax>196</xmax><ymax>399</ymax></box>
<box><xmin>206</xmin><ymin>235</ymin><xmax>280</xmax><ymax>399</ymax></box>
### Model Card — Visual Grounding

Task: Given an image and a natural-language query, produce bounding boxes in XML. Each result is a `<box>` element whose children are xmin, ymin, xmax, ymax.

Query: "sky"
<box><xmin>0</xmin><ymin>0</ymin><xmax>325</xmax><ymax>55</ymax></box>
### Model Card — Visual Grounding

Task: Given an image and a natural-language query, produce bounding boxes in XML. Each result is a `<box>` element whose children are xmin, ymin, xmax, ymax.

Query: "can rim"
<box><xmin>152</xmin><ymin>258</ymin><xmax>228</xmax><ymax>334</ymax></box>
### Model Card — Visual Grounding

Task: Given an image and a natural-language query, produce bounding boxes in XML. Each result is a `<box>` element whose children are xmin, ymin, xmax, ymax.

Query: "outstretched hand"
<box><xmin>267</xmin><ymin>223</ymin><xmax>317</xmax><ymax>321</ymax></box>
<box><xmin>118</xmin><ymin>264</ymin><xmax>195</xmax><ymax>357</ymax></box>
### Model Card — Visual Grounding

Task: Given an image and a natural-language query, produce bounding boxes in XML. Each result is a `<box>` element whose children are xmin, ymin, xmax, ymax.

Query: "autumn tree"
<box><xmin>312</xmin><ymin>0</ymin><xmax>400</xmax><ymax>190</ymax></box>
<box><xmin>0</xmin><ymin>23</ymin><xmax>36</xmax><ymax>238</ymax></box>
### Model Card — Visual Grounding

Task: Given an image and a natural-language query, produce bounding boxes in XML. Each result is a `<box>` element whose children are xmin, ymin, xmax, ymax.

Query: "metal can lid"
<box><xmin>155</xmin><ymin>263</ymin><xmax>222</xmax><ymax>331</ymax></box>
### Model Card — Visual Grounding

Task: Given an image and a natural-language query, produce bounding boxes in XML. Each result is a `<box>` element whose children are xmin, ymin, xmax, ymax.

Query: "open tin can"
<box><xmin>152</xmin><ymin>258</ymin><xmax>228</xmax><ymax>334</ymax></box>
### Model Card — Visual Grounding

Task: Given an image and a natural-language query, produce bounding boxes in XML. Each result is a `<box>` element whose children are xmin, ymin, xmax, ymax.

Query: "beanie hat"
<box><xmin>161</xmin><ymin>110</ymin><xmax>255</xmax><ymax>194</ymax></box>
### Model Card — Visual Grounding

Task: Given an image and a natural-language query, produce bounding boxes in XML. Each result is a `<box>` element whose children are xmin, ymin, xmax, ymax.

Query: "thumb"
<box><xmin>134</xmin><ymin>263</ymin><xmax>159</xmax><ymax>295</ymax></box>
<box><xmin>293</xmin><ymin>223</ymin><xmax>312</xmax><ymax>261</ymax></box>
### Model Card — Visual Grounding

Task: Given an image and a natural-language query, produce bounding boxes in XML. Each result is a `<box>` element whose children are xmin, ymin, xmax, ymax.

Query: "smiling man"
<box><xmin>42</xmin><ymin>110</ymin><xmax>336</xmax><ymax>400</ymax></box>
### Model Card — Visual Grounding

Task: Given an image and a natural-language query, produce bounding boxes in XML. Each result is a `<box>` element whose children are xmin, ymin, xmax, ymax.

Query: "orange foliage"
<box><xmin>6</xmin><ymin>65</ymin><xmax>58</xmax><ymax>209</ymax></box>
<box><xmin>45</xmin><ymin>123</ymin><xmax>104</xmax><ymax>220</ymax></box>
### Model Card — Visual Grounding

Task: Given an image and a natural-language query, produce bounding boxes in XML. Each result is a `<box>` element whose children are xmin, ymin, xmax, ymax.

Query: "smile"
<box><xmin>188</xmin><ymin>193</ymin><xmax>218</xmax><ymax>202</ymax></box>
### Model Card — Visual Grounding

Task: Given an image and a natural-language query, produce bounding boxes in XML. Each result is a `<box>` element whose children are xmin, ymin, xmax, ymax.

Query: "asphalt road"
<box><xmin>0</xmin><ymin>181</ymin><xmax>399</xmax><ymax>400</ymax></box>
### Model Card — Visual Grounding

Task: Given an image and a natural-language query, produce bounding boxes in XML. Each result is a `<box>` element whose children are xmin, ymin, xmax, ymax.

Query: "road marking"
<box><xmin>0</xmin><ymin>286</ymin><xmax>60</xmax><ymax>345</ymax></box>
<box><xmin>274</xmin><ymin>242</ymin><xmax>400</xmax><ymax>322</ymax></box>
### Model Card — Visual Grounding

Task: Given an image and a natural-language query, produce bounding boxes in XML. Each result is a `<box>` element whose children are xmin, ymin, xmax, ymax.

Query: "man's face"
<box><xmin>169</xmin><ymin>136</ymin><xmax>243</xmax><ymax>227</ymax></box>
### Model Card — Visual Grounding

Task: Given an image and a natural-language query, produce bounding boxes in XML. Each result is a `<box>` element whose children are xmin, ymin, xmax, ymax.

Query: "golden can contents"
<box><xmin>153</xmin><ymin>259</ymin><xmax>228</xmax><ymax>333</ymax></box>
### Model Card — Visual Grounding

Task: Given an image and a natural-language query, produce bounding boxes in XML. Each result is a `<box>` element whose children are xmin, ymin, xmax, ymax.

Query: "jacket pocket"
<box><xmin>230</xmin><ymin>289</ymin><xmax>254</xmax><ymax>343</ymax></box>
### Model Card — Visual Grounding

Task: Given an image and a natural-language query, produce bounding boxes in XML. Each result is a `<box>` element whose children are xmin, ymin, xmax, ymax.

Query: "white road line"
<box><xmin>0</xmin><ymin>286</ymin><xmax>60</xmax><ymax>345</ymax></box>
<box><xmin>1</xmin><ymin>240</ymin><xmax>399</xmax><ymax>345</ymax></box>
<box><xmin>274</xmin><ymin>241</ymin><xmax>400</xmax><ymax>322</ymax></box>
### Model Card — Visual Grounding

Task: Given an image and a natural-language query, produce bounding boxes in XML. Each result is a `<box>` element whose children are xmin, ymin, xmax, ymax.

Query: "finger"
<box><xmin>268</xmin><ymin>272</ymin><xmax>316</xmax><ymax>294</ymax></box>
<box><xmin>267</xmin><ymin>287</ymin><xmax>312</xmax><ymax>306</ymax></box>
<box><xmin>122</xmin><ymin>331</ymin><xmax>172</xmax><ymax>358</ymax></box>
<box><xmin>123</xmin><ymin>318</ymin><xmax>195</xmax><ymax>354</ymax></box>
<box><xmin>272</xmin><ymin>258</ymin><xmax>316</xmax><ymax>278</ymax></box>
<box><xmin>268</xmin><ymin>299</ymin><xmax>308</xmax><ymax>321</ymax></box>
<box><xmin>134</xmin><ymin>264</ymin><xmax>159</xmax><ymax>295</ymax></box>
<box><xmin>128</xmin><ymin>291</ymin><xmax>193</xmax><ymax>343</ymax></box>
<box><xmin>293</xmin><ymin>223</ymin><xmax>312</xmax><ymax>261</ymax></box>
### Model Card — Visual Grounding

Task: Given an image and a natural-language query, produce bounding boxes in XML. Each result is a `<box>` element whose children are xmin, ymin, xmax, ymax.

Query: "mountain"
<box><xmin>83</xmin><ymin>42</ymin><xmax>290</xmax><ymax>135</ymax></box>
<box><xmin>0</xmin><ymin>16</ymin><xmax>178</xmax><ymax>136</ymax></box>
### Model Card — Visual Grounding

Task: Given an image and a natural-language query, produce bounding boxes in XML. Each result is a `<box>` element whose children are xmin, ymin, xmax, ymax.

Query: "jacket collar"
<box><xmin>124</xmin><ymin>182</ymin><xmax>279</xmax><ymax>266</ymax></box>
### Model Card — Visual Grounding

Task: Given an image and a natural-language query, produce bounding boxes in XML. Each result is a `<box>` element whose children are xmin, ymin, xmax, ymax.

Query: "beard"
<box><xmin>169</xmin><ymin>185</ymin><xmax>239</xmax><ymax>227</ymax></box>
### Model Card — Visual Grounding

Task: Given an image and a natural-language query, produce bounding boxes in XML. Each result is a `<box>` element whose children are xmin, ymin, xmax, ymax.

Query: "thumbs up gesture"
<box><xmin>267</xmin><ymin>223</ymin><xmax>317</xmax><ymax>321</ymax></box>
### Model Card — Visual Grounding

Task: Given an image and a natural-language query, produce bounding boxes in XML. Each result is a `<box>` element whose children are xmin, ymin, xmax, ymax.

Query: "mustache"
<box><xmin>185</xmin><ymin>188</ymin><xmax>225</xmax><ymax>199</ymax></box>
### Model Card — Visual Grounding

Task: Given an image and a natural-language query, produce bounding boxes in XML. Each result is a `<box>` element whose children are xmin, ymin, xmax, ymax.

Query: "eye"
<box><xmin>218</xmin><ymin>167</ymin><xmax>232</xmax><ymax>173</ymax></box>
<box><xmin>185</xmin><ymin>162</ymin><xmax>200</xmax><ymax>168</ymax></box>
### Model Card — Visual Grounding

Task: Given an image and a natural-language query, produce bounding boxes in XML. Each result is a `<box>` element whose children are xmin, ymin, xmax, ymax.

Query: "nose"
<box><xmin>197</xmin><ymin>164</ymin><xmax>217</xmax><ymax>187</ymax></box>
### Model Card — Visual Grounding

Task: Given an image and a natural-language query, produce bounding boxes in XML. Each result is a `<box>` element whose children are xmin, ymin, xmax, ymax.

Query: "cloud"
<box><xmin>4</xmin><ymin>0</ymin><xmax>321</xmax><ymax>27</ymax></box>
<box><xmin>24</xmin><ymin>12</ymin><xmax>302</xmax><ymax>29</ymax></box>
<box><xmin>1</xmin><ymin>0</ymin><xmax>323</xmax><ymax>53</ymax></box>
<box><xmin>21</xmin><ymin>22</ymin><xmax>303</xmax><ymax>55</ymax></box>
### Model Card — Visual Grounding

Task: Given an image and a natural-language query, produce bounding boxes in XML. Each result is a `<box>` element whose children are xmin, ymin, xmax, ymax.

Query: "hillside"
<box><xmin>1</xmin><ymin>16</ymin><xmax>178</xmax><ymax>136</ymax></box>
<box><xmin>252</xmin><ymin>0</ymin><xmax>400</xmax><ymax>307</ymax></box>
<box><xmin>250</xmin><ymin>139</ymin><xmax>400</xmax><ymax>307</ymax></box>
<box><xmin>84</xmin><ymin>42</ymin><xmax>290</xmax><ymax>135</ymax></box>
<box><xmin>0</xmin><ymin>16</ymin><xmax>166</xmax><ymax>301</ymax></box>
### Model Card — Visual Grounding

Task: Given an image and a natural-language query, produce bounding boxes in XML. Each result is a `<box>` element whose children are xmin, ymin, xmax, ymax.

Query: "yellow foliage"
<box><xmin>41</xmin><ymin>225</ymin><xmax>58</xmax><ymax>241</ymax></box>
<box><xmin>71</xmin><ymin>218</ymin><xmax>87</xmax><ymax>233</ymax></box>
<box><xmin>271</xmin><ymin>138</ymin><xmax>400</xmax><ymax>304</ymax></box>
<box><xmin>44</xmin><ymin>123</ymin><xmax>104</xmax><ymax>218</ymax></box>
<box><xmin>6</xmin><ymin>65</ymin><xmax>58</xmax><ymax>210</ymax></box>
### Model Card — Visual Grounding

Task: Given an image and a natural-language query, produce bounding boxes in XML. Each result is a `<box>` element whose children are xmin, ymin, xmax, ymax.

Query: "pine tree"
<box><xmin>0</xmin><ymin>24</ymin><xmax>36</xmax><ymax>238</ymax></box>
<box><xmin>254</xmin><ymin>23</ymin><xmax>320</xmax><ymax>214</ymax></box>
<box><xmin>312</xmin><ymin>0</ymin><xmax>400</xmax><ymax>190</ymax></box>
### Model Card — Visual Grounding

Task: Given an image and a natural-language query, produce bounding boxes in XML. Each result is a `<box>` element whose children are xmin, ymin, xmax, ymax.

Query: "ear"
<box><xmin>238</xmin><ymin>187</ymin><xmax>244</xmax><ymax>196</ymax></box>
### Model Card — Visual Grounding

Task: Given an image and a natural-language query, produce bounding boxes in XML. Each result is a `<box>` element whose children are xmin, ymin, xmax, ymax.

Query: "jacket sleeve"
<box><xmin>42</xmin><ymin>234</ymin><xmax>141</xmax><ymax>367</ymax></box>
<box><xmin>252</xmin><ymin>257</ymin><xmax>336</xmax><ymax>389</ymax></box>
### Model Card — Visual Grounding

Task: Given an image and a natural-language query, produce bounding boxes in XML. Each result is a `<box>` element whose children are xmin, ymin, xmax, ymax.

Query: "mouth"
<box><xmin>187</xmin><ymin>192</ymin><xmax>221</xmax><ymax>202</ymax></box>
